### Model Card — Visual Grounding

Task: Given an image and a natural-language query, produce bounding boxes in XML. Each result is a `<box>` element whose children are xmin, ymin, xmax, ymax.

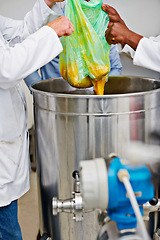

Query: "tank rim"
<box><xmin>30</xmin><ymin>76</ymin><xmax>160</xmax><ymax>99</ymax></box>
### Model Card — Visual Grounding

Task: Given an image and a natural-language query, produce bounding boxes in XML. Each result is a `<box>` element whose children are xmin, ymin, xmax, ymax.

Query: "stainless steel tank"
<box><xmin>31</xmin><ymin>76</ymin><xmax>160</xmax><ymax>240</ymax></box>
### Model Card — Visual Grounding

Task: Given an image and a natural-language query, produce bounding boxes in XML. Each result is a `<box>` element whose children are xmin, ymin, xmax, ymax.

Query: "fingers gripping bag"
<box><xmin>59</xmin><ymin>0</ymin><xmax>111</xmax><ymax>95</ymax></box>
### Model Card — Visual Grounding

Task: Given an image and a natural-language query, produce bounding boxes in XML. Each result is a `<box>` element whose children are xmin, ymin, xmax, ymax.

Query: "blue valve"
<box><xmin>107</xmin><ymin>157</ymin><xmax>154</xmax><ymax>230</ymax></box>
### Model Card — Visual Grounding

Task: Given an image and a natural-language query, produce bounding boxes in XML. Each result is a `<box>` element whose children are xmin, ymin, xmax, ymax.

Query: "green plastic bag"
<box><xmin>59</xmin><ymin>0</ymin><xmax>110</xmax><ymax>95</ymax></box>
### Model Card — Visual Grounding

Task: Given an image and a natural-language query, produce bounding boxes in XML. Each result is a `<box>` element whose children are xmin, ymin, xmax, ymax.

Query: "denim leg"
<box><xmin>0</xmin><ymin>200</ymin><xmax>23</xmax><ymax>240</ymax></box>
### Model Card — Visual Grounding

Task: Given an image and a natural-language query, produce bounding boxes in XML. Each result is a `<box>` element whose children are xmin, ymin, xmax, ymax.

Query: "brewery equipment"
<box><xmin>31</xmin><ymin>76</ymin><xmax>160</xmax><ymax>240</ymax></box>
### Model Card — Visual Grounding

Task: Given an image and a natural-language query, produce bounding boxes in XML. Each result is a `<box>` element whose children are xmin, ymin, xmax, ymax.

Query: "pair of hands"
<box><xmin>102</xmin><ymin>4</ymin><xmax>143</xmax><ymax>50</ymax></box>
<box><xmin>44</xmin><ymin>0</ymin><xmax>143</xmax><ymax>49</ymax></box>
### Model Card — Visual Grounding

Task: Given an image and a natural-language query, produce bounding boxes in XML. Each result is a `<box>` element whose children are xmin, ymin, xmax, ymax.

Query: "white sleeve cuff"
<box><xmin>116</xmin><ymin>43</ymin><xmax>135</xmax><ymax>59</ymax></box>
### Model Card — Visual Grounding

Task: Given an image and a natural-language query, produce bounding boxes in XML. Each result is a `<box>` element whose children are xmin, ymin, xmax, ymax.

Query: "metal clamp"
<box><xmin>52</xmin><ymin>171</ymin><xmax>83</xmax><ymax>222</ymax></box>
<box><xmin>143</xmin><ymin>199</ymin><xmax>160</xmax><ymax>221</ymax></box>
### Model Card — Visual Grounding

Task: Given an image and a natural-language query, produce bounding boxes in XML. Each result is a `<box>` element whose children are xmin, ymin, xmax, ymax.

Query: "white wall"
<box><xmin>0</xmin><ymin>0</ymin><xmax>160</xmax><ymax>127</ymax></box>
<box><xmin>0</xmin><ymin>0</ymin><xmax>35</xmax><ymax>19</ymax></box>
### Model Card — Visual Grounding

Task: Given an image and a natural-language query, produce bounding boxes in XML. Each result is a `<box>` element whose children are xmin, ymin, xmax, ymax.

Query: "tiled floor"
<box><xmin>18</xmin><ymin>171</ymin><xmax>39</xmax><ymax>240</ymax></box>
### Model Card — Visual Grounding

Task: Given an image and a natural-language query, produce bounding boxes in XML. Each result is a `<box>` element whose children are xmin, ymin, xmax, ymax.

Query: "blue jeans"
<box><xmin>0</xmin><ymin>200</ymin><xmax>22</xmax><ymax>240</ymax></box>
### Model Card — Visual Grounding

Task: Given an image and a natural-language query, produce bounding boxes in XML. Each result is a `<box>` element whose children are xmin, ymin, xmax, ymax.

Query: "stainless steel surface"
<box><xmin>154</xmin><ymin>229</ymin><xmax>160</xmax><ymax>240</ymax></box>
<box><xmin>143</xmin><ymin>200</ymin><xmax>160</xmax><ymax>219</ymax></box>
<box><xmin>31</xmin><ymin>76</ymin><xmax>160</xmax><ymax>240</ymax></box>
<box><xmin>52</xmin><ymin>193</ymin><xmax>83</xmax><ymax>222</ymax></box>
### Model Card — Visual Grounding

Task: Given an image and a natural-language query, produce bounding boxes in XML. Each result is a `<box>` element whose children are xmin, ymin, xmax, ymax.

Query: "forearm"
<box><xmin>124</xmin><ymin>29</ymin><xmax>143</xmax><ymax>51</ymax></box>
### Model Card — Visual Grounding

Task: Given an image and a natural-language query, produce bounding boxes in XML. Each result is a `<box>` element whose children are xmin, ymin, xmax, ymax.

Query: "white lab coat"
<box><xmin>134</xmin><ymin>36</ymin><xmax>160</xmax><ymax>72</ymax></box>
<box><xmin>0</xmin><ymin>0</ymin><xmax>63</xmax><ymax>207</ymax></box>
<box><xmin>118</xmin><ymin>35</ymin><xmax>160</xmax><ymax>73</ymax></box>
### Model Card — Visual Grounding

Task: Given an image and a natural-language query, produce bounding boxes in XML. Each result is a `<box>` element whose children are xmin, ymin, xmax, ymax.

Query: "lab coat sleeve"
<box><xmin>0</xmin><ymin>0</ymin><xmax>62</xmax><ymax>45</ymax></box>
<box><xmin>50</xmin><ymin>2</ymin><xmax>66</xmax><ymax>20</ymax></box>
<box><xmin>109</xmin><ymin>45</ymin><xmax>122</xmax><ymax>76</ymax></box>
<box><xmin>116</xmin><ymin>44</ymin><xmax>135</xmax><ymax>59</ymax></box>
<box><xmin>0</xmin><ymin>26</ymin><xmax>63</xmax><ymax>89</ymax></box>
<box><xmin>133</xmin><ymin>37</ymin><xmax>160</xmax><ymax>72</ymax></box>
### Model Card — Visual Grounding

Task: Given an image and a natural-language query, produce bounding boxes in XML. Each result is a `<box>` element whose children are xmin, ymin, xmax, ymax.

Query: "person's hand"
<box><xmin>102</xmin><ymin>4</ymin><xmax>125</xmax><ymax>25</ymax></box>
<box><xmin>105</xmin><ymin>21</ymin><xmax>143</xmax><ymax>50</ymax></box>
<box><xmin>45</xmin><ymin>0</ymin><xmax>64</xmax><ymax>8</ymax></box>
<box><xmin>102</xmin><ymin>4</ymin><xmax>128</xmax><ymax>46</ymax></box>
<box><xmin>47</xmin><ymin>16</ymin><xmax>74</xmax><ymax>37</ymax></box>
<box><xmin>105</xmin><ymin>22</ymin><xmax>130</xmax><ymax>46</ymax></box>
<box><xmin>102</xmin><ymin>4</ymin><xmax>143</xmax><ymax>50</ymax></box>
